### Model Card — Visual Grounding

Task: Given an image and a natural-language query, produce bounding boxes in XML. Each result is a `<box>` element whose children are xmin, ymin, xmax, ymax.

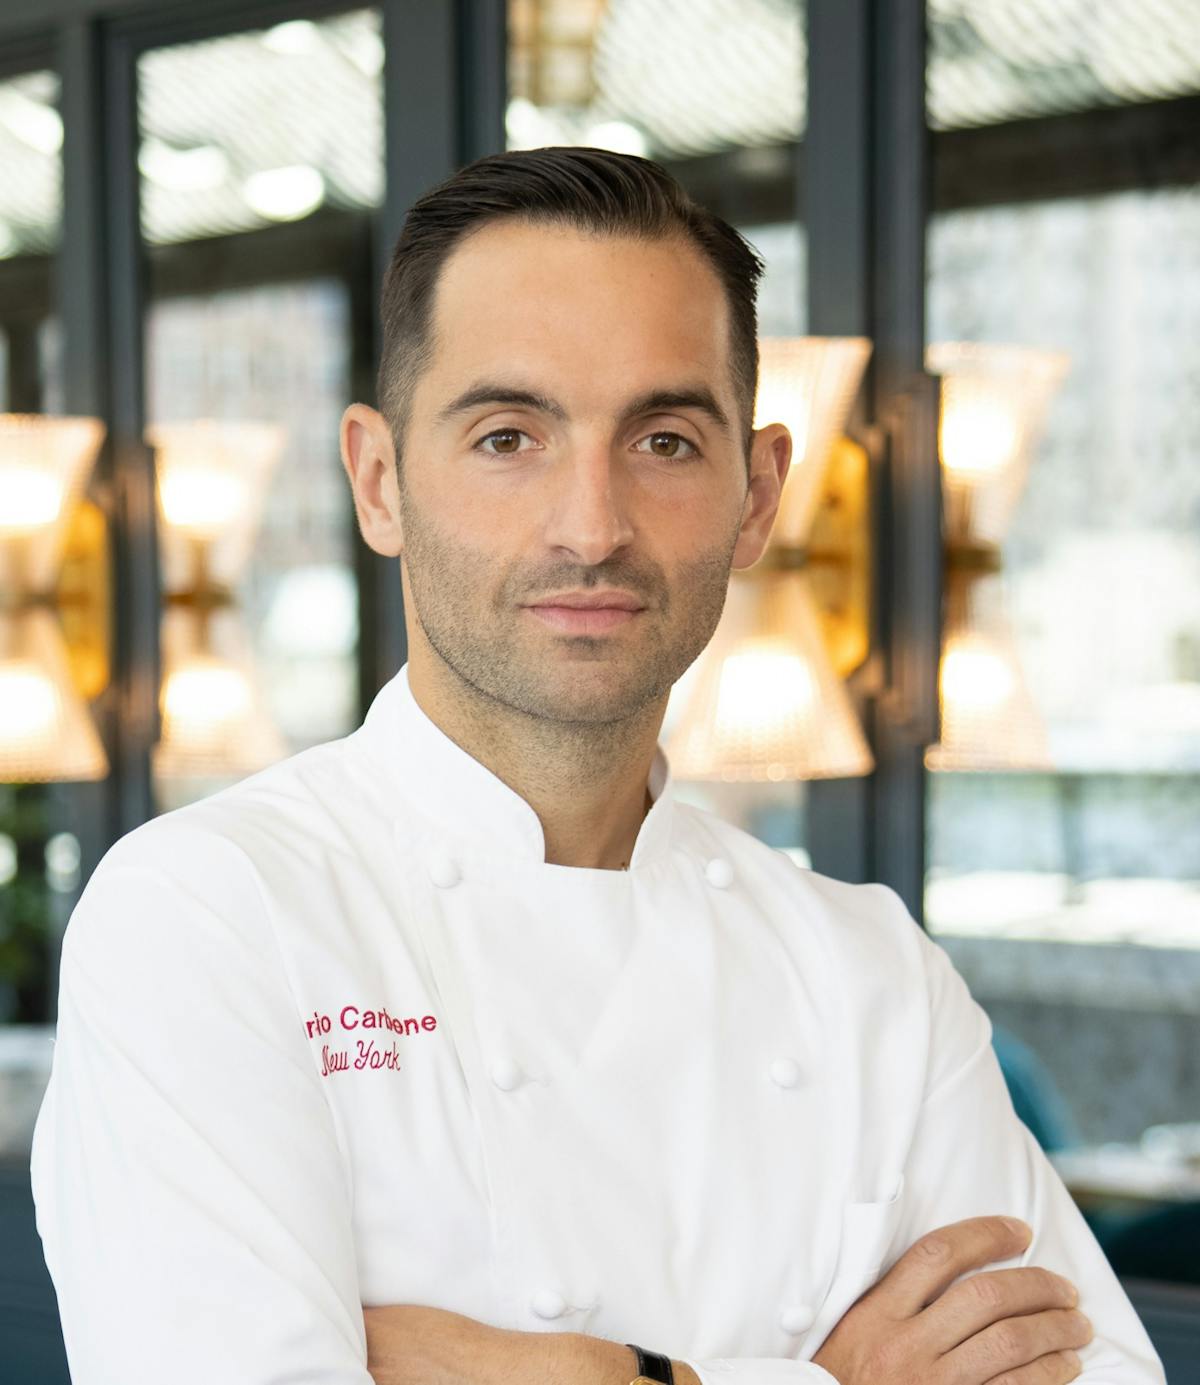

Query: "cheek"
<box><xmin>421</xmin><ymin>466</ymin><xmax>533</xmax><ymax>536</ymax></box>
<box><xmin>636</xmin><ymin>458</ymin><xmax>745</xmax><ymax>518</ymax></box>
<box><xmin>647</xmin><ymin>479</ymin><xmax>743</xmax><ymax>553</ymax></box>
<box><xmin>403</xmin><ymin>473</ymin><xmax>498</xmax><ymax>554</ymax></box>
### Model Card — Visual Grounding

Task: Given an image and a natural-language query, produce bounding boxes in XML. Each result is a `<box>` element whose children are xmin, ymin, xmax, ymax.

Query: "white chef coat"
<box><xmin>29</xmin><ymin>661</ymin><xmax>1165</xmax><ymax>1384</ymax></box>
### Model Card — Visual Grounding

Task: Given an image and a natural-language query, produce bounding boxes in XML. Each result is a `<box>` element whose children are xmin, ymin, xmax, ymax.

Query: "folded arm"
<box><xmin>360</xmin><ymin>1305</ymin><xmax>690</xmax><ymax>1385</ymax></box>
<box><xmin>360</xmin><ymin>1304</ymin><xmax>838</xmax><ymax>1385</ymax></box>
<box><xmin>867</xmin><ymin>886</ymin><xmax>1166</xmax><ymax>1382</ymax></box>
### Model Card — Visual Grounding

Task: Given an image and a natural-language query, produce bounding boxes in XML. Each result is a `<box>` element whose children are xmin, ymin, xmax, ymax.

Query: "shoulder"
<box><xmin>671</xmin><ymin>803</ymin><xmax>991</xmax><ymax>1095</ymax></box>
<box><xmin>672</xmin><ymin>801</ymin><xmax>947</xmax><ymax>1018</ymax></box>
<box><xmin>674</xmin><ymin>798</ymin><xmax>922</xmax><ymax>937</ymax></box>
<box><xmin>100</xmin><ymin>731</ymin><xmax>362</xmax><ymax>877</ymax></box>
<box><xmin>66</xmin><ymin>737</ymin><xmax>358</xmax><ymax>968</ymax></box>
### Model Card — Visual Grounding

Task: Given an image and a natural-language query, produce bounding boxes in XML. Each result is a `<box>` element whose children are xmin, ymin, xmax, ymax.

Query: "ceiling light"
<box><xmin>139</xmin><ymin>138</ymin><xmax>229</xmax><ymax>192</ymax></box>
<box><xmin>0</xmin><ymin>90</ymin><xmax>62</xmax><ymax>154</ymax></box>
<box><xmin>242</xmin><ymin>165</ymin><xmax>324</xmax><ymax>221</ymax></box>
<box><xmin>261</xmin><ymin>20</ymin><xmax>321</xmax><ymax>55</ymax></box>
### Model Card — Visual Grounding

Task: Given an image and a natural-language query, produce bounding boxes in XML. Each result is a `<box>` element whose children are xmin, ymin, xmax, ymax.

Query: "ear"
<box><xmin>730</xmin><ymin>422</ymin><xmax>793</xmax><ymax>571</ymax></box>
<box><xmin>339</xmin><ymin>403</ymin><xmax>404</xmax><ymax>557</ymax></box>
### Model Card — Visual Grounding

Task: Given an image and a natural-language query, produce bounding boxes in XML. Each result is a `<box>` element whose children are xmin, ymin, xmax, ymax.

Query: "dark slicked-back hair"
<box><xmin>376</xmin><ymin>145</ymin><xmax>766</xmax><ymax>484</ymax></box>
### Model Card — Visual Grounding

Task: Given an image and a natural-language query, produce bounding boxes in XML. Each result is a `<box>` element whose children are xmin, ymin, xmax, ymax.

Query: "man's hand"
<box><xmin>361</xmin><ymin>1303</ymin><xmax>700</xmax><ymax>1385</ymax></box>
<box><xmin>811</xmin><ymin>1215</ymin><xmax>1095</xmax><ymax>1384</ymax></box>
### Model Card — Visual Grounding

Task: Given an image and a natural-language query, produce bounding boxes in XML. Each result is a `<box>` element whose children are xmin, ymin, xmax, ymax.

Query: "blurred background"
<box><xmin>0</xmin><ymin>0</ymin><xmax>1198</xmax><ymax>1378</ymax></box>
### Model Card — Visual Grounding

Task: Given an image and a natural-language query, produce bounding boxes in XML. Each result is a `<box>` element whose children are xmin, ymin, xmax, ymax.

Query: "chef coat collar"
<box><xmin>361</xmin><ymin>662</ymin><xmax>677</xmax><ymax>871</ymax></box>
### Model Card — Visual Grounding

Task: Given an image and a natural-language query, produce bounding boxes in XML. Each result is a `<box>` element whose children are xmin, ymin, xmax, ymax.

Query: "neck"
<box><xmin>407</xmin><ymin>657</ymin><xmax>665</xmax><ymax>870</ymax></box>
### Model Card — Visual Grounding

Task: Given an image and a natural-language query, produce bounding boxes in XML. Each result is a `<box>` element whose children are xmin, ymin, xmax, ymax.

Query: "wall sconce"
<box><xmin>924</xmin><ymin>342</ymin><xmax>1070</xmax><ymax>771</ymax></box>
<box><xmin>0</xmin><ymin>414</ymin><xmax>109</xmax><ymax>782</ymax></box>
<box><xmin>146</xmin><ymin>419</ymin><xmax>288</xmax><ymax>780</ymax></box>
<box><xmin>667</xmin><ymin>337</ymin><xmax>875</xmax><ymax>781</ymax></box>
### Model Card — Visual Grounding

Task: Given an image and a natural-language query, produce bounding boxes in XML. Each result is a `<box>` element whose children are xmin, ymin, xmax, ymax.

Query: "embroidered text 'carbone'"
<box><xmin>303</xmin><ymin>1003</ymin><xmax>440</xmax><ymax>1079</ymax></box>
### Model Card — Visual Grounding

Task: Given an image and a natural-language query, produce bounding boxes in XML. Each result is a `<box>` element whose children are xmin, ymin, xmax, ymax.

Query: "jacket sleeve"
<box><xmin>679</xmin><ymin>1360</ymin><xmax>838</xmax><ymax>1384</ymax></box>
<box><xmin>28</xmin><ymin>824</ymin><xmax>375</xmax><ymax>1385</ymax></box>
<box><xmin>881</xmin><ymin>886</ymin><xmax>1166</xmax><ymax>1382</ymax></box>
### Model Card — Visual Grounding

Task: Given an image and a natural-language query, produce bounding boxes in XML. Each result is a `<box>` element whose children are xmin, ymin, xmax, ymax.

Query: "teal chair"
<box><xmin>991</xmin><ymin>1023</ymin><xmax>1083</xmax><ymax>1154</ymax></box>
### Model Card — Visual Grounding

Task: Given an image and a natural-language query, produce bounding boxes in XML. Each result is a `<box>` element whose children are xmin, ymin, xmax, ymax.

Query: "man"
<box><xmin>30</xmin><ymin>147</ymin><xmax>1163</xmax><ymax>1385</ymax></box>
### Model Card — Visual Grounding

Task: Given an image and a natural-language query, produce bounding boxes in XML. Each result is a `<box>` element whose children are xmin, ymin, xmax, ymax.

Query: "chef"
<box><xmin>29</xmin><ymin>145</ymin><xmax>1164</xmax><ymax>1385</ymax></box>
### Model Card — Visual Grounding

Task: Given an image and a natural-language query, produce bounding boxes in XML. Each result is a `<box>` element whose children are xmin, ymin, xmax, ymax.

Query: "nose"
<box><xmin>542</xmin><ymin>445</ymin><xmax>636</xmax><ymax>567</ymax></box>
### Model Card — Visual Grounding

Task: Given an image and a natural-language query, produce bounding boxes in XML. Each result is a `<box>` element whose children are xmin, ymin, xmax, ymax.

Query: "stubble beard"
<box><xmin>398</xmin><ymin>475</ymin><xmax>742</xmax><ymax>729</ymax></box>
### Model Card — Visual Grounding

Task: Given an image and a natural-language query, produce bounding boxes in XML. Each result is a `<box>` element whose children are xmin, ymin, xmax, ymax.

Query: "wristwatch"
<box><xmin>626</xmin><ymin>1342</ymin><xmax>675</xmax><ymax>1385</ymax></box>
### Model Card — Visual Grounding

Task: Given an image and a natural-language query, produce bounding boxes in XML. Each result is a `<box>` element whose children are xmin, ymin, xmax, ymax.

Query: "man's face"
<box><xmin>350</xmin><ymin>218</ymin><xmax>790</xmax><ymax>726</ymax></box>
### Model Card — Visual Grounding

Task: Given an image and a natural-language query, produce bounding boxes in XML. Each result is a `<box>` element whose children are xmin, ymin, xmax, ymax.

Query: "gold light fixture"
<box><xmin>759</xmin><ymin>336</ymin><xmax>876</xmax><ymax>550</ymax></box>
<box><xmin>148</xmin><ymin>419</ymin><xmax>287</xmax><ymax>782</ymax></box>
<box><xmin>924</xmin><ymin>343</ymin><xmax>1070</xmax><ymax>772</ymax></box>
<box><xmin>0</xmin><ymin>414</ymin><xmax>109</xmax><ymax>782</ymax></box>
<box><xmin>667</xmin><ymin>337</ymin><xmax>875</xmax><ymax>781</ymax></box>
<box><xmin>667</xmin><ymin>564</ymin><xmax>874</xmax><ymax>781</ymax></box>
<box><xmin>153</xmin><ymin>604</ymin><xmax>286</xmax><ymax>779</ymax></box>
<box><xmin>147</xmin><ymin>419</ymin><xmax>284</xmax><ymax>592</ymax></box>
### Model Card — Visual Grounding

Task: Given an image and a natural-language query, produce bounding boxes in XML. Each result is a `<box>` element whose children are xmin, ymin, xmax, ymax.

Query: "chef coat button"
<box><xmin>779</xmin><ymin>1302</ymin><xmax>816</xmax><ymax>1334</ymax></box>
<box><xmin>769</xmin><ymin>1057</ymin><xmax>803</xmax><ymax>1088</ymax></box>
<box><xmin>490</xmin><ymin>1056</ymin><xmax>525</xmax><ymax>1091</ymax></box>
<box><xmin>705</xmin><ymin>856</ymin><xmax>734</xmax><ymax>889</ymax></box>
<box><xmin>427</xmin><ymin>852</ymin><xmax>461</xmax><ymax>888</ymax></box>
<box><xmin>529</xmin><ymin>1288</ymin><xmax>567</xmax><ymax>1319</ymax></box>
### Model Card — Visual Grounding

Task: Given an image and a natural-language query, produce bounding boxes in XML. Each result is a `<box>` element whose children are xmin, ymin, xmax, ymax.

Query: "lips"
<box><xmin>526</xmin><ymin>605</ymin><xmax>641</xmax><ymax>635</ymax></box>
<box><xmin>529</xmin><ymin>590</ymin><xmax>643</xmax><ymax>610</ymax></box>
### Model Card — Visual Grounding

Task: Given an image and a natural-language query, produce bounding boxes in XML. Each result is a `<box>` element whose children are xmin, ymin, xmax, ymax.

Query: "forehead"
<box><xmin>422</xmin><ymin>219</ymin><xmax>732</xmax><ymax>400</ymax></box>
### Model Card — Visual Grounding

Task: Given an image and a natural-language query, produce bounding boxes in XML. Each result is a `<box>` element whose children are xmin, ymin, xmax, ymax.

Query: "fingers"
<box><xmin>980</xmin><ymin>1349</ymin><xmax>1083</xmax><ymax>1384</ymax></box>
<box><xmin>922</xmin><ymin>1265</ymin><xmax>1082</xmax><ymax>1354</ymax></box>
<box><xmin>872</xmin><ymin>1215</ymin><xmax>1034</xmax><ymax>1318</ymax></box>
<box><xmin>953</xmin><ymin>1309</ymin><xmax>1094</xmax><ymax>1382</ymax></box>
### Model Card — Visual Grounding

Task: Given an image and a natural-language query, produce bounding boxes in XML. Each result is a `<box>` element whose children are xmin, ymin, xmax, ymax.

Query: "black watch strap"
<box><xmin>626</xmin><ymin>1343</ymin><xmax>675</xmax><ymax>1384</ymax></box>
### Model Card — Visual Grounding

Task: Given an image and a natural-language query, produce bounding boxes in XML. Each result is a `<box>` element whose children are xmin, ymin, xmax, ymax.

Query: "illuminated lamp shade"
<box><xmin>153</xmin><ymin>604</ymin><xmax>286</xmax><ymax>780</ymax></box>
<box><xmin>755</xmin><ymin>337</ymin><xmax>872</xmax><ymax>548</ymax></box>
<box><xmin>923</xmin><ymin>341</ymin><xmax>1067</xmax><ymax>771</ymax></box>
<box><xmin>0</xmin><ymin>413</ymin><xmax>105</xmax><ymax>593</ymax></box>
<box><xmin>925</xmin><ymin>569</ymin><xmax>1051</xmax><ymax>773</ymax></box>
<box><xmin>147</xmin><ymin>419</ymin><xmax>286</xmax><ymax>590</ymax></box>
<box><xmin>0</xmin><ymin>608</ymin><xmax>108</xmax><ymax>781</ymax></box>
<box><xmin>666</xmin><ymin>568</ymin><xmax>874</xmax><ymax>781</ymax></box>
<box><xmin>927</xmin><ymin>342</ymin><xmax>1070</xmax><ymax>548</ymax></box>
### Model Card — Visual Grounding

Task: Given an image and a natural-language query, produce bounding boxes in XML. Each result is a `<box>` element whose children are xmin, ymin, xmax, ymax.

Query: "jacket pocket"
<box><xmin>798</xmin><ymin>1174</ymin><xmax>903</xmax><ymax>1357</ymax></box>
<box><xmin>799</xmin><ymin>1172</ymin><xmax>909</xmax><ymax>1359</ymax></box>
<box><xmin>835</xmin><ymin>1170</ymin><xmax>907</xmax><ymax>1284</ymax></box>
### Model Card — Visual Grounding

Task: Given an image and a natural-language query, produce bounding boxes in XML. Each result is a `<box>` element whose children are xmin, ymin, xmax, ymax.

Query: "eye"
<box><xmin>473</xmin><ymin>428</ymin><xmax>535</xmax><ymax>456</ymax></box>
<box><xmin>633</xmin><ymin>431</ymin><xmax>700</xmax><ymax>461</ymax></box>
<box><xmin>471</xmin><ymin>427</ymin><xmax>700</xmax><ymax>460</ymax></box>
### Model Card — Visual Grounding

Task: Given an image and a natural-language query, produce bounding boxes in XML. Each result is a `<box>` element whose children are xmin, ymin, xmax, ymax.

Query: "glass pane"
<box><xmin>928</xmin><ymin>0</ymin><xmax>1200</xmax><ymax>130</ymax></box>
<box><xmin>508</xmin><ymin>0</ymin><xmax>806</xmax><ymax>155</ymax></box>
<box><xmin>0</xmin><ymin>69</ymin><xmax>62</xmax><ymax>257</ymax></box>
<box><xmin>925</xmin><ymin>42</ymin><xmax>1200</xmax><ymax>1285</ymax></box>
<box><xmin>137</xmin><ymin>12</ymin><xmax>381</xmax><ymax>814</ymax></box>
<box><xmin>506</xmin><ymin>0</ymin><xmax>811</xmax><ymax>861</ymax></box>
<box><xmin>145</xmin><ymin>280</ymin><xmax>359</xmax><ymax>815</ymax></box>
<box><xmin>138</xmin><ymin>10</ymin><xmax>383</xmax><ymax>246</ymax></box>
<box><xmin>926</xmin><ymin>189</ymin><xmax>1200</xmax><ymax>945</ymax></box>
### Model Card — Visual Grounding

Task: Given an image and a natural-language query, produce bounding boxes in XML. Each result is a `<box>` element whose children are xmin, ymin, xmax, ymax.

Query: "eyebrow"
<box><xmin>433</xmin><ymin>380</ymin><xmax>732</xmax><ymax>435</ymax></box>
